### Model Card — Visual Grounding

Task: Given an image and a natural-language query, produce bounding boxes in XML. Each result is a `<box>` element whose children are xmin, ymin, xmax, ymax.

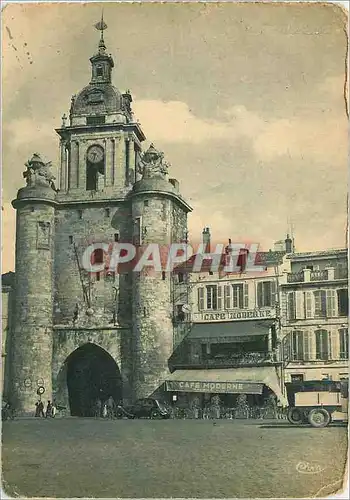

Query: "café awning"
<box><xmin>187</xmin><ymin>320</ymin><xmax>274</xmax><ymax>342</ymax></box>
<box><xmin>165</xmin><ymin>367</ymin><xmax>288</xmax><ymax>406</ymax></box>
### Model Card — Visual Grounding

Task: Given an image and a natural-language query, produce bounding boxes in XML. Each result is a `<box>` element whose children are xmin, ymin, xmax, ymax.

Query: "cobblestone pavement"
<box><xmin>2</xmin><ymin>418</ymin><xmax>347</xmax><ymax>498</ymax></box>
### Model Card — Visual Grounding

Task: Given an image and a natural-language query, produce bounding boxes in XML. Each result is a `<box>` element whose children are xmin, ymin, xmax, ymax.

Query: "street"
<box><xmin>2</xmin><ymin>418</ymin><xmax>347</xmax><ymax>498</ymax></box>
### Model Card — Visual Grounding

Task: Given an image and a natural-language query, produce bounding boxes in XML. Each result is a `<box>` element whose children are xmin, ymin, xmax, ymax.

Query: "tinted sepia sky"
<box><xmin>2</xmin><ymin>1</ymin><xmax>348</xmax><ymax>272</ymax></box>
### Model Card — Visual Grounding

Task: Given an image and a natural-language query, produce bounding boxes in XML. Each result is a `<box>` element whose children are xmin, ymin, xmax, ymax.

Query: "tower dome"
<box><xmin>69</xmin><ymin>16</ymin><xmax>133</xmax><ymax>124</ymax></box>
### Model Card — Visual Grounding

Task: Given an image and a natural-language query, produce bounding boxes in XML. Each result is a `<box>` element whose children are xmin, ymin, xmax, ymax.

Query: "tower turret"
<box><xmin>11</xmin><ymin>154</ymin><xmax>57</xmax><ymax>413</ymax></box>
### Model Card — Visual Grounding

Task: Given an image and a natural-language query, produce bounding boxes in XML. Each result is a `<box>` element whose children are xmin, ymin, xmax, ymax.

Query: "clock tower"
<box><xmin>10</xmin><ymin>18</ymin><xmax>191</xmax><ymax>414</ymax></box>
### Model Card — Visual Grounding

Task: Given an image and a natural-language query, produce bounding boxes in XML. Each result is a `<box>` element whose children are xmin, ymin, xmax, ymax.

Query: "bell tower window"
<box><xmin>96</xmin><ymin>65</ymin><xmax>103</xmax><ymax>77</ymax></box>
<box><xmin>86</xmin><ymin>145</ymin><xmax>105</xmax><ymax>191</ymax></box>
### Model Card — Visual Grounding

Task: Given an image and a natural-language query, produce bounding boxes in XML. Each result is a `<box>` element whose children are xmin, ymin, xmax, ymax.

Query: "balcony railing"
<box><xmin>310</xmin><ymin>270</ymin><xmax>328</xmax><ymax>281</ymax></box>
<box><xmin>287</xmin><ymin>272</ymin><xmax>304</xmax><ymax>283</ymax></box>
<box><xmin>171</xmin><ymin>351</ymin><xmax>278</xmax><ymax>368</ymax></box>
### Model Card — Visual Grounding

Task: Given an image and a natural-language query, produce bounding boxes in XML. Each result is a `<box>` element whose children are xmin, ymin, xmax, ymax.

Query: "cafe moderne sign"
<box><xmin>194</xmin><ymin>308</ymin><xmax>275</xmax><ymax>323</ymax></box>
<box><xmin>166</xmin><ymin>380</ymin><xmax>263</xmax><ymax>394</ymax></box>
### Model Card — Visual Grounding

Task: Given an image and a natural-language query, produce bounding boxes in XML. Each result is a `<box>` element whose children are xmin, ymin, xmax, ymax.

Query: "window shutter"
<box><xmin>329</xmin><ymin>330</ymin><xmax>337</xmax><ymax>360</ymax></box>
<box><xmin>217</xmin><ymin>285</ymin><xmax>223</xmax><ymax>310</ymax></box>
<box><xmin>282</xmin><ymin>333</ymin><xmax>291</xmax><ymax>361</ymax></box>
<box><xmin>303</xmin><ymin>331</ymin><xmax>310</xmax><ymax>361</ymax></box>
<box><xmin>224</xmin><ymin>285</ymin><xmax>232</xmax><ymax>309</ymax></box>
<box><xmin>288</xmin><ymin>292</ymin><xmax>296</xmax><ymax>320</ymax></box>
<box><xmin>243</xmin><ymin>284</ymin><xmax>249</xmax><ymax>308</ymax></box>
<box><xmin>271</xmin><ymin>281</ymin><xmax>277</xmax><ymax>306</ymax></box>
<box><xmin>326</xmin><ymin>290</ymin><xmax>337</xmax><ymax>318</ymax></box>
<box><xmin>295</xmin><ymin>291</ymin><xmax>304</xmax><ymax>319</ymax></box>
<box><xmin>257</xmin><ymin>282</ymin><xmax>263</xmax><ymax>308</ymax></box>
<box><xmin>304</xmin><ymin>291</ymin><xmax>314</xmax><ymax>319</ymax></box>
<box><xmin>198</xmin><ymin>287</ymin><xmax>204</xmax><ymax>311</ymax></box>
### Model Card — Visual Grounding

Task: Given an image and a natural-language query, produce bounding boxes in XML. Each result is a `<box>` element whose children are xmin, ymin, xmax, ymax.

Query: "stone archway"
<box><xmin>66</xmin><ymin>343</ymin><xmax>122</xmax><ymax>416</ymax></box>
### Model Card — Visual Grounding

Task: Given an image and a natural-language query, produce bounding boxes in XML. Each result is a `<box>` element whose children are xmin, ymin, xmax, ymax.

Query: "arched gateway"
<box><xmin>65</xmin><ymin>344</ymin><xmax>122</xmax><ymax>416</ymax></box>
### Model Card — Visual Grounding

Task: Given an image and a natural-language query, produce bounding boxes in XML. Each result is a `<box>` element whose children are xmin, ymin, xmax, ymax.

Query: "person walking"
<box><xmin>45</xmin><ymin>400</ymin><xmax>52</xmax><ymax>418</ymax></box>
<box><xmin>106</xmin><ymin>396</ymin><xmax>115</xmax><ymax>419</ymax></box>
<box><xmin>37</xmin><ymin>400</ymin><xmax>45</xmax><ymax>418</ymax></box>
<box><xmin>51</xmin><ymin>401</ymin><xmax>57</xmax><ymax>418</ymax></box>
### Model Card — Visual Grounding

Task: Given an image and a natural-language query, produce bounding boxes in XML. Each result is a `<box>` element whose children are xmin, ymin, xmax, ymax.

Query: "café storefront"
<box><xmin>166</xmin><ymin>318</ymin><xmax>288</xmax><ymax>414</ymax></box>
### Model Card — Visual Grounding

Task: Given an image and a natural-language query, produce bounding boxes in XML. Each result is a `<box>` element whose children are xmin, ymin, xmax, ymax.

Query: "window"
<box><xmin>314</xmin><ymin>290</ymin><xmax>327</xmax><ymax>318</ymax></box>
<box><xmin>257</xmin><ymin>281</ymin><xmax>276</xmax><ymax>307</ymax></box>
<box><xmin>178</xmin><ymin>273</ymin><xmax>184</xmax><ymax>283</ymax></box>
<box><xmin>86</xmin><ymin>116</ymin><xmax>105</xmax><ymax>126</ymax></box>
<box><xmin>232</xmin><ymin>284</ymin><xmax>244</xmax><ymax>308</ymax></box>
<box><xmin>91</xmin><ymin>248</ymin><xmax>104</xmax><ymax>265</ymax></box>
<box><xmin>291</xmin><ymin>330</ymin><xmax>304</xmax><ymax>360</ymax></box>
<box><xmin>338</xmin><ymin>289</ymin><xmax>348</xmax><ymax>316</ymax></box>
<box><xmin>69</xmin><ymin>235</ymin><xmax>73</xmax><ymax>244</ymax></box>
<box><xmin>105</xmin><ymin>208</ymin><xmax>110</xmax><ymax>218</ymax></box>
<box><xmin>288</xmin><ymin>292</ymin><xmax>296</xmax><ymax>320</ymax></box>
<box><xmin>291</xmin><ymin>374</ymin><xmax>304</xmax><ymax>383</ymax></box>
<box><xmin>96</xmin><ymin>65</ymin><xmax>103</xmax><ymax>77</ymax></box>
<box><xmin>339</xmin><ymin>329</ymin><xmax>348</xmax><ymax>359</ymax></box>
<box><xmin>176</xmin><ymin>305</ymin><xmax>185</xmax><ymax>322</ymax></box>
<box><xmin>96</xmin><ymin>272</ymin><xmax>101</xmax><ymax>282</ymax></box>
<box><xmin>78</xmin><ymin>210</ymin><xmax>83</xmax><ymax>219</ymax></box>
<box><xmin>206</xmin><ymin>285</ymin><xmax>218</xmax><ymax>310</ymax></box>
<box><xmin>144</xmin><ymin>200</ymin><xmax>149</xmax><ymax>207</ymax></box>
<box><xmin>86</xmin><ymin>164</ymin><xmax>98</xmax><ymax>191</ymax></box>
<box><xmin>315</xmin><ymin>329</ymin><xmax>329</xmax><ymax>360</ymax></box>
<box><xmin>132</xmin><ymin>217</ymin><xmax>141</xmax><ymax>246</ymax></box>
<box><xmin>162</xmin><ymin>271</ymin><xmax>166</xmax><ymax>281</ymax></box>
<box><xmin>114</xmin><ymin>233</ymin><xmax>119</xmax><ymax>242</ymax></box>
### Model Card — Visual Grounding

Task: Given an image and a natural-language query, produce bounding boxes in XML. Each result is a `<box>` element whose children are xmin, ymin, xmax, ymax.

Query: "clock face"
<box><xmin>87</xmin><ymin>145</ymin><xmax>104</xmax><ymax>164</ymax></box>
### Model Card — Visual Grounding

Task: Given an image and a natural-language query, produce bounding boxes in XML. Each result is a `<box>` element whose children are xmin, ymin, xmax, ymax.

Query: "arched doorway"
<box><xmin>66</xmin><ymin>343</ymin><xmax>122</xmax><ymax>417</ymax></box>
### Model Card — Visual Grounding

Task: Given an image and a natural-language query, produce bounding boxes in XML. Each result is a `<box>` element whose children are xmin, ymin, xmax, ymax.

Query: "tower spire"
<box><xmin>94</xmin><ymin>11</ymin><xmax>107</xmax><ymax>54</ymax></box>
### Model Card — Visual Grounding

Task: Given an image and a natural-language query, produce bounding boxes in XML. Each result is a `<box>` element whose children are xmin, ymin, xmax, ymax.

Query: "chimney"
<box><xmin>202</xmin><ymin>227</ymin><xmax>211</xmax><ymax>253</ymax></box>
<box><xmin>285</xmin><ymin>234</ymin><xmax>293</xmax><ymax>253</ymax></box>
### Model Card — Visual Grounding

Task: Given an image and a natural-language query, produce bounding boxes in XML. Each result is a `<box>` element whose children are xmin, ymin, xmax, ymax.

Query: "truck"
<box><xmin>285</xmin><ymin>379</ymin><xmax>348</xmax><ymax>428</ymax></box>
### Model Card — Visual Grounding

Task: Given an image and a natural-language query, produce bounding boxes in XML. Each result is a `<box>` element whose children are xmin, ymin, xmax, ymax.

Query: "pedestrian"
<box><xmin>106</xmin><ymin>395</ymin><xmax>115</xmax><ymax>419</ymax></box>
<box><xmin>102</xmin><ymin>403</ymin><xmax>107</xmax><ymax>418</ymax></box>
<box><xmin>37</xmin><ymin>400</ymin><xmax>45</xmax><ymax>418</ymax></box>
<box><xmin>51</xmin><ymin>401</ymin><xmax>57</xmax><ymax>418</ymax></box>
<box><xmin>94</xmin><ymin>398</ymin><xmax>102</xmax><ymax>418</ymax></box>
<box><xmin>45</xmin><ymin>400</ymin><xmax>52</xmax><ymax>418</ymax></box>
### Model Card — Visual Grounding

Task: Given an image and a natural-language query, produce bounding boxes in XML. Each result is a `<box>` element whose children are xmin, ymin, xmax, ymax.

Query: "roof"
<box><xmin>287</xmin><ymin>248</ymin><xmax>347</xmax><ymax>260</ymax></box>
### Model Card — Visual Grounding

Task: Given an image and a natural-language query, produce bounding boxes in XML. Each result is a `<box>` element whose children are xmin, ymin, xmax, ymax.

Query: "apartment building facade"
<box><xmin>280</xmin><ymin>249</ymin><xmax>348</xmax><ymax>383</ymax></box>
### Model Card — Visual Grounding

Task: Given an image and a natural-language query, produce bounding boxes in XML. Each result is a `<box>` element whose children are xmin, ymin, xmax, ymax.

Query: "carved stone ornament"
<box><xmin>23</xmin><ymin>153</ymin><xmax>58</xmax><ymax>192</ymax></box>
<box><xmin>138</xmin><ymin>143</ymin><xmax>170</xmax><ymax>179</ymax></box>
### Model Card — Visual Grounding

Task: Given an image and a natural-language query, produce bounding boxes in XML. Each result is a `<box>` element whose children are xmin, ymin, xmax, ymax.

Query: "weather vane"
<box><xmin>94</xmin><ymin>12</ymin><xmax>107</xmax><ymax>51</ymax></box>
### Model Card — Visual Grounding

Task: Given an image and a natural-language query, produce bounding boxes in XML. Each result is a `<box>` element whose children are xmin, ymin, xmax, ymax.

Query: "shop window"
<box><xmin>257</xmin><ymin>281</ymin><xmax>276</xmax><ymax>307</ymax></box>
<box><xmin>314</xmin><ymin>290</ymin><xmax>327</xmax><ymax>318</ymax></box>
<box><xmin>315</xmin><ymin>329</ymin><xmax>329</xmax><ymax>360</ymax></box>
<box><xmin>338</xmin><ymin>289</ymin><xmax>348</xmax><ymax>316</ymax></box>
<box><xmin>339</xmin><ymin>329</ymin><xmax>349</xmax><ymax>359</ymax></box>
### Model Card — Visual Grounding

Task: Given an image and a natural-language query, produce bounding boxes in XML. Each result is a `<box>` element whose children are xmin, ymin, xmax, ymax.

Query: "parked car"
<box><xmin>118</xmin><ymin>398</ymin><xmax>171</xmax><ymax>419</ymax></box>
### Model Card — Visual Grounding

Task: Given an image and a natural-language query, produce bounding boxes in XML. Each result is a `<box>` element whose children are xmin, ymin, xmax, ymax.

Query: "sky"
<box><xmin>1</xmin><ymin>1</ymin><xmax>348</xmax><ymax>272</ymax></box>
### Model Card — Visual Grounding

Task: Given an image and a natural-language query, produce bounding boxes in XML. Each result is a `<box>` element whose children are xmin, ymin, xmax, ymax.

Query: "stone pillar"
<box><xmin>60</xmin><ymin>141</ymin><xmax>67</xmax><ymax>191</ymax></box>
<box><xmin>303</xmin><ymin>268</ymin><xmax>311</xmax><ymax>282</ymax></box>
<box><xmin>70</xmin><ymin>141</ymin><xmax>79</xmax><ymax>189</ymax></box>
<box><xmin>78</xmin><ymin>141</ymin><xmax>88</xmax><ymax>191</ymax></box>
<box><xmin>104</xmin><ymin>138</ymin><xmax>115</xmax><ymax>187</ymax></box>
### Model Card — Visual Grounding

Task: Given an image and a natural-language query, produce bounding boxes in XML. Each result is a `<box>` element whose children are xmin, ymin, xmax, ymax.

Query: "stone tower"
<box><xmin>11</xmin><ymin>154</ymin><xmax>57</xmax><ymax>413</ymax></box>
<box><xmin>10</xmin><ymin>20</ymin><xmax>191</xmax><ymax>415</ymax></box>
<box><xmin>130</xmin><ymin>145</ymin><xmax>191</xmax><ymax>399</ymax></box>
